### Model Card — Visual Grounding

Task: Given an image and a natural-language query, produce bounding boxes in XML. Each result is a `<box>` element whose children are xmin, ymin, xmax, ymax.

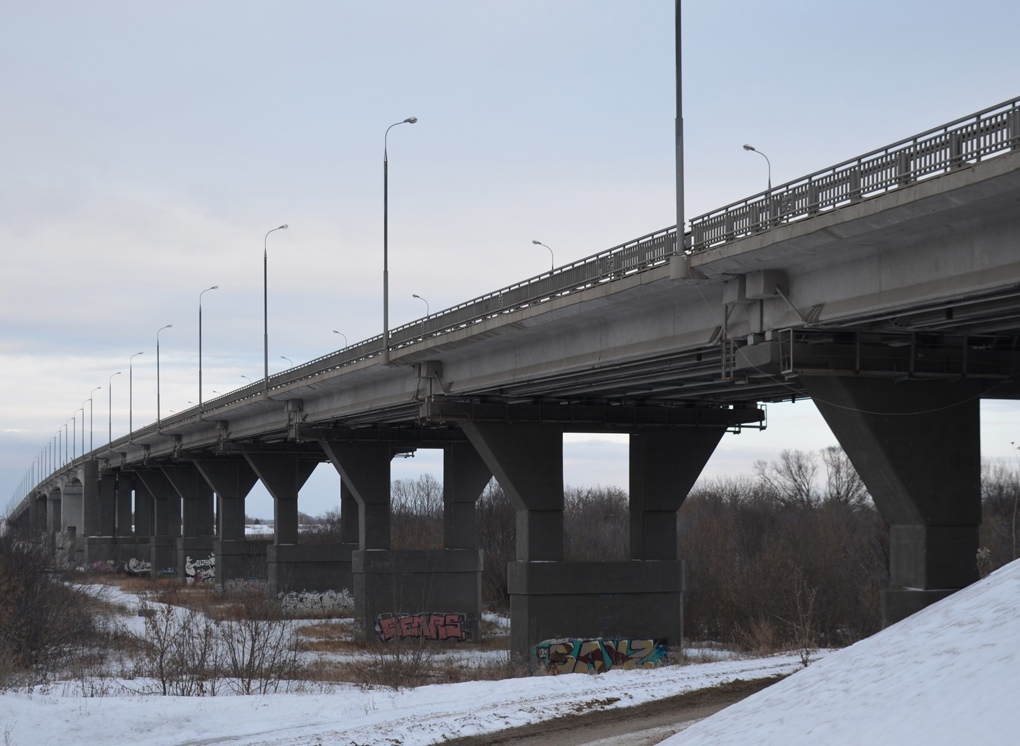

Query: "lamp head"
<box><xmin>532</xmin><ymin>240</ymin><xmax>542</xmax><ymax>245</ymax></box>
<box><xmin>743</xmin><ymin>144</ymin><xmax>755</xmax><ymax>152</ymax></box>
<box><xmin>405</xmin><ymin>117</ymin><xmax>418</xmax><ymax>124</ymax></box>
<box><xmin>279</xmin><ymin>224</ymin><xmax>289</xmax><ymax>230</ymax></box>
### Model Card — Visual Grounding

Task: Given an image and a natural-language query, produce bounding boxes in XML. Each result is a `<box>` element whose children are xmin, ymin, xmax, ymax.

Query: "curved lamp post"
<box><xmin>108</xmin><ymin>371</ymin><xmax>121</xmax><ymax>446</ymax></box>
<box><xmin>333</xmin><ymin>330</ymin><xmax>348</xmax><ymax>349</ymax></box>
<box><xmin>280</xmin><ymin>355</ymin><xmax>293</xmax><ymax>368</ymax></box>
<box><xmin>412</xmin><ymin>294</ymin><xmax>429</xmax><ymax>338</ymax></box>
<box><xmin>129</xmin><ymin>351</ymin><xmax>143</xmax><ymax>439</ymax></box>
<box><xmin>742</xmin><ymin>143</ymin><xmax>772</xmax><ymax>191</ymax></box>
<box><xmin>383</xmin><ymin>116</ymin><xmax>418</xmax><ymax>363</ymax></box>
<box><xmin>86</xmin><ymin>387</ymin><xmax>100</xmax><ymax>455</ymax></box>
<box><xmin>157</xmin><ymin>324</ymin><xmax>172</xmax><ymax>430</ymax></box>
<box><xmin>199</xmin><ymin>285</ymin><xmax>218</xmax><ymax>411</ymax></box>
<box><xmin>241</xmin><ymin>374</ymin><xmax>252</xmax><ymax>386</ymax></box>
<box><xmin>264</xmin><ymin>225</ymin><xmax>289</xmax><ymax>394</ymax></box>
<box><xmin>532</xmin><ymin>240</ymin><xmax>554</xmax><ymax>272</ymax></box>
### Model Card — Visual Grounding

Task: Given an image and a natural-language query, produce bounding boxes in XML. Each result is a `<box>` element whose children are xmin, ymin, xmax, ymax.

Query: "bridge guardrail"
<box><xmin>689</xmin><ymin>95</ymin><xmax>1020</xmax><ymax>252</ymax></box>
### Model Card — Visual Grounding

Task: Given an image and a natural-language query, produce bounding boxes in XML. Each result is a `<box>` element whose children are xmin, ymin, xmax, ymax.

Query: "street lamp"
<box><xmin>241</xmin><ymin>374</ymin><xmax>252</xmax><ymax>386</ymax></box>
<box><xmin>157</xmin><ymin>324</ymin><xmax>172</xmax><ymax>430</ymax></box>
<box><xmin>129</xmin><ymin>351</ymin><xmax>143</xmax><ymax>438</ymax></box>
<box><xmin>108</xmin><ymin>371</ymin><xmax>121</xmax><ymax>446</ymax></box>
<box><xmin>199</xmin><ymin>285</ymin><xmax>219</xmax><ymax>412</ymax></box>
<box><xmin>86</xmin><ymin>387</ymin><xmax>100</xmax><ymax>455</ymax></box>
<box><xmin>532</xmin><ymin>240</ymin><xmax>554</xmax><ymax>272</ymax></box>
<box><xmin>280</xmin><ymin>355</ymin><xmax>293</xmax><ymax>368</ymax></box>
<box><xmin>264</xmin><ymin>224</ymin><xmax>289</xmax><ymax>394</ymax></box>
<box><xmin>383</xmin><ymin>116</ymin><xmax>418</xmax><ymax>363</ymax></box>
<box><xmin>742</xmin><ymin>144</ymin><xmax>772</xmax><ymax>191</ymax></box>
<box><xmin>412</xmin><ymin>294</ymin><xmax>429</xmax><ymax>338</ymax></box>
<box><xmin>333</xmin><ymin>330</ymin><xmax>348</xmax><ymax>349</ymax></box>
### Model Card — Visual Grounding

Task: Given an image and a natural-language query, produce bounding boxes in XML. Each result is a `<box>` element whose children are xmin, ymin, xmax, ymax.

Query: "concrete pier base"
<box><xmin>150</xmin><ymin>536</ymin><xmax>178</xmax><ymax>578</ymax></box>
<box><xmin>508</xmin><ymin>560</ymin><xmax>684</xmax><ymax>665</ymax></box>
<box><xmin>267</xmin><ymin>542</ymin><xmax>357</xmax><ymax>595</ymax></box>
<box><xmin>215</xmin><ymin>539</ymin><xmax>271</xmax><ymax>586</ymax></box>
<box><xmin>353</xmin><ymin>548</ymin><xmax>483</xmax><ymax>641</ymax></box>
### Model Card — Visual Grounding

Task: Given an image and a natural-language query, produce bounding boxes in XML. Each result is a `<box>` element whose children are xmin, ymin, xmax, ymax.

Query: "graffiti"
<box><xmin>185</xmin><ymin>554</ymin><xmax>216</xmax><ymax>585</ymax></box>
<box><xmin>157</xmin><ymin>566</ymin><xmax>177</xmax><ymax>577</ymax></box>
<box><xmin>89</xmin><ymin>560</ymin><xmax>119</xmax><ymax>573</ymax></box>
<box><xmin>222</xmin><ymin>578</ymin><xmax>269</xmax><ymax>593</ymax></box>
<box><xmin>375</xmin><ymin>612</ymin><xmax>471</xmax><ymax>643</ymax></box>
<box><xmin>279</xmin><ymin>589</ymin><xmax>353</xmax><ymax>613</ymax></box>
<box><xmin>127</xmin><ymin>557</ymin><xmax>151</xmax><ymax>575</ymax></box>
<box><xmin>532</xmin><ymin>638</ymin><xmax>669</xmax><ymax>674</ymax></box>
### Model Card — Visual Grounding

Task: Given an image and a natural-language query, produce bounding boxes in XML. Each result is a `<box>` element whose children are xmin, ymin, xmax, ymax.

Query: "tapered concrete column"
<box><xmin>193</xmin><ymin>459</ymin><xmax>258</xmax><ymax>542</ymax></box>
<box><xmin>321</xmin><ymin>441</ymin><xmax>393</xmax><ymax>550</ymax></box>
<box><xmin>460</xmin><ymin>422</ymin><xmax>563</xmax><ymax>561</ymax></box>
<box><xmin>46</xmin><ymin>490</ymin><xmax>61</xmax><ymax>557</ymax></box>
<box><xmin>162</xmin><ymin>464</ymin><xmax>215</xmax><ymax>538</ymax></box>
<box><xmin>242</xmin><ymin>453</ymin><xmax>318</xmax><ymax>545</ymax></box>
<box><xmin>630</xmin><ymin>429</ymin><xmax>725</xmax><ymax>560</ymax></box>
<box><xmin>97</xmin><ymin>471</ymin><xmax>117</xmax><ymax>536</ymax></box>
<box><xmin>134</xmin><ymin>477</ymin><xmax>154</xmax><ymax>538</ymax></box>
<box><xmin>81</xmin><ymin>460</ymin><xmax>101</xmax><ymax>537</ymax></box>
<box><xmin>443</xmin><ymin>441</ymin><xmax>492</xmax><ymax>550</ymax></box>
<box><xmin>135</xmin><ymin>469</ymin><xmax>181</xmax><ymax>576</ymax></box>
<box><xmin>802</xmin><ymin>376</ymin><xmax>983</xmax><ymax>624</ymax></box>
<box><xmin>340</xmin><ymin>479</ymin><xmax>359</xmax><ymax>545</ymax></box>
<box><xmin>116</xmin><ymin>473</ymin><xmax>134</xmax><ymax>536</ymax></box>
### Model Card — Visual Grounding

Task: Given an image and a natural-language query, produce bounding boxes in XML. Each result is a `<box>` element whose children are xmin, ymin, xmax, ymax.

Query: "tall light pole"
<box><xmin>383</xmin><ymin>116</ymin><xmax>418</xmax><ymax>363</ymax></box>
<box><xmin>675</xmin><ymin>0</ymin><xmax>684</xmax><ymax>254</ymax></box>
<box><xmin>532</xmin><ymin>240</ymin><xmax>554</xmax><ymax>272</ymax></box>
<box><xmin>199</xmin><ymin>285</ymin><xmax>219</xmax><ymax>412</ymax></box>
<box><xmin>280</xmin><ymin>355</ymin><xmax>293</xmax><ymax>367</ymax></box>
<box><xmin>86</xmin><ymin>387</ymin><xmax>100</xmax><ymax>455</ymax></box>
<box><xmin>742</xmin><ymin>144</ymin><xmax>772</xmax><ymax>191</ymax></box>
<box><xmin>241</xmin><ymin>374</ymin><xmax>252</xmax><ymax>386</ymax></box>
<box><xmin>157</xmin><ymin>324</ymin><xmax>172</xmax><ymax>431</ymax></box>
<box><xmin>129</xmin><ymin>351</ymin><xmax>143</xmax><ymax>438</ymax></box>
<box><xmin>333</xmin><ymin>330</ymin><xmax>348</xmax><ymax>349</ymax></box>
<box><xmin>65</xmin><ymin>418</ymin><xmax>71</xmax><ymax>465</ymax></box>
<box><xmin>264</xmin><ymin>225</ymin><xmax>289</xmax><ymax>395</ymax></box>
<box><xmin>108</xmin><ymin>371</ymin><xmax>121</xmax><ymax>446</ymax></box>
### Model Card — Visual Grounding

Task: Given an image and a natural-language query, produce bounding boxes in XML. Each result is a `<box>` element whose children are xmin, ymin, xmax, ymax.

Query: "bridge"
<box><xmin>8</xmin><ymin>96</ymin><xmax>1020</xmax><ymax>660</ymax></box>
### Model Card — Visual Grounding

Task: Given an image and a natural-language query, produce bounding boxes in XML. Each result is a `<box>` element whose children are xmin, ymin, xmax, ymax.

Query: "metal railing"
<box><xmin>689</xmin><ymin>96</ymin><xmax>1020</xmax><ymax>252</ymax></box>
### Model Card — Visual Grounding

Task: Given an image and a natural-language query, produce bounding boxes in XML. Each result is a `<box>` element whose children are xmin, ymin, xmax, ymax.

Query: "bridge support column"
<box><xmin>242</xmin><ymin>452</ymin><xmax>319</xmax><ymax>595</ymax></box>
<box><xmin>194</xmin><ymin>458</ymin><xmax>266</xmax><ymax>586</ymax></box>
<box><xmin>134</xmin><ymin>470</ymin><xmax>181</xmax><ymax>578</ymax></box>
<box><xmin>83</xmin><ymin>469</ymin><xmax>122</xmax><ymax>567</ymax></box>
<box><xmin>60</xmin><ymin>480</ymin><xmax>84</xmax><ymax>567</ymax></box>
<box><xmin>802</xmin><ymin>376</ymin><xmax>983</xmax><ymax>625</ymax></box>
<box><xmin>46</xmin><ymin>490</ymin><xmax>61</xmax><ymax>559</ymax></box>
<box><xmin>163</xmin><ymin>464</ymin><xmax>217</xmax><ymax>584</ymax></box>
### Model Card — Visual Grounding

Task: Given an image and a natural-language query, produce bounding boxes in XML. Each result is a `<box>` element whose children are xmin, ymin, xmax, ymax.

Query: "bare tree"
<box><xmin>821</xmin><ymin>446</ymin><xmax>869</xmax><ymax>507</ymax></box>
<box><xmin>754</xmin><ymin>450</ymin><xmax>819</xmax><ymax>506</ymax></box>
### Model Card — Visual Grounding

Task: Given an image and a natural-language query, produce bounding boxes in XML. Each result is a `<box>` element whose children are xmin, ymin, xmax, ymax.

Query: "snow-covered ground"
<box><xmin>3</xmin><ymin>559</ymin><xmax>1018</xmax><ymax>745</ymax></box>
<box><xmin>666</xmin><ymin>559</ymin><xmax>1020</xmax><ymax>745</ymax></box>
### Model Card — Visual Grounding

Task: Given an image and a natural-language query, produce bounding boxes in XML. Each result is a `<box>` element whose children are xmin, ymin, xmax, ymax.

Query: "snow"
<box><xmin>665</xmin><ymin>559</ymin><xmax>1020</xmax><ymax>745</ymax></box>
<box><xmin>3</xmin><ymin>559</ymin><xmax>1018</xmax><ymax>745</ymax></box>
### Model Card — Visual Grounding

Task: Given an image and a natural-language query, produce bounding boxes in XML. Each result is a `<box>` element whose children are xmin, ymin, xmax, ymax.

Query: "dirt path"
<box><xmin>439</xmin><ymin>675</ymin><xmax>782</xmax><ymax>746</ymax></box>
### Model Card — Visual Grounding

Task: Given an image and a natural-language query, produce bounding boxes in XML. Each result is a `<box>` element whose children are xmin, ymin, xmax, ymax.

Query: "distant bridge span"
<box><xmin>9</xmin><ymin>96</ymin><xmax>1020</xmax><ymax>660</ymax></box>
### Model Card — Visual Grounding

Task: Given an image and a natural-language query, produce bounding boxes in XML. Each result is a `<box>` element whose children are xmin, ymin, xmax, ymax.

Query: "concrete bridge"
<box><xmin>8</xmin><ymin>96</ymin><xmax>1020</xmax><ymax>660</ymax></box>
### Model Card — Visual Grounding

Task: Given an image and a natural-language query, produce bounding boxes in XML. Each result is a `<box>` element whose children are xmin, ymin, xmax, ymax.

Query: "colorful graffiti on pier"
<box><xmin>532</xmin><ymin>638</ymin><xmax>669</xmax><ymax>674</ymax></box>
<box><xmin>375</xmin><ymin>612</ymin><xmax>471</xmax><ymax>642</ymax></box>
<box><xmin>185</xmin><ymin>554</ymin><xmax>216</xmax><ymax>585</ymax></box>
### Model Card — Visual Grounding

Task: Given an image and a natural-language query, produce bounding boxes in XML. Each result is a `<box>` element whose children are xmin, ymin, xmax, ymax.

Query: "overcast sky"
<box><xmin>3</xmin><ymin>1</ymin><xmax>1020</xmax><ymax>518</ymax></box>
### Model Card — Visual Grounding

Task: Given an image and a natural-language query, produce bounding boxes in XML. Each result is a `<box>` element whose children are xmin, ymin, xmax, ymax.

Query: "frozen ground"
<box><xmin>665</xmin><ymin>558</ymin><xmax>1020</xmax><ymax>745</ymax></box>
<box><xmin>3</xmin><ymin>559</ymin><xmax>1017</xmax><ymax>745</ymax></box>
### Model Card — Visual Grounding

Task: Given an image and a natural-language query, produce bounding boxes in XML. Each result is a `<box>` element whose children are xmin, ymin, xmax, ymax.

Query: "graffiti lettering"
<box><xmin>532</xmin><ymin>638</ymin><xmax>668</xmax><ymax>674</ymax></box>
<box><xmin>375</xmin><ymin>612</ymin><xmax>471</xmax><ymax>642</ymax></box>
<box><xmin>279</xmin><ymin>589</ymin><xmax>354</xmax><ymax>613</ymax></box>
<box><xmin>222</xmin><ymin>578</ymin><xmax>268</xmax><ymax>593</ymax></box>
<box><xmin>126</xmin><ymin>557</ymin><xmax>151</xmax><ymax>575</ymax></box>
<box><xmin>185</xmin><ymin>554</ymin><xmax>216</xmax><ymax>585</ymax></box>
<box><xmin>89</xmin><ymin>560</ymin><xmax>119</xmax><ymax>573</ymax></box>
